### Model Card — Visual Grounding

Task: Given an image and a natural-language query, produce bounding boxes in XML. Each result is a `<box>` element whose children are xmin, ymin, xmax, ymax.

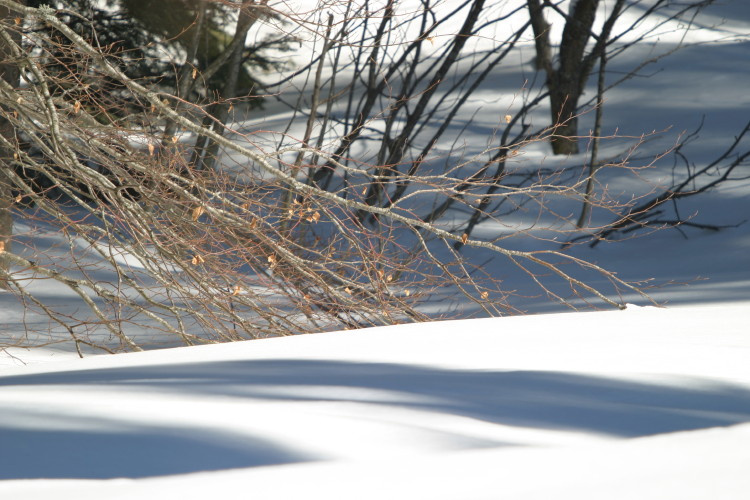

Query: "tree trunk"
<box><xmin>547</xmin><ymin>84</ymin><xmax>581</xmax><ymax>155</ymax></box>
<box><xmin>528</xmin><ymin>0</ymin><xmax>600</xmax><ymax>155</ymax></box>
<box><xmin>190</xmin><ymin>0</ymin><xmax>262</xmax><ymax>171</ymax></box>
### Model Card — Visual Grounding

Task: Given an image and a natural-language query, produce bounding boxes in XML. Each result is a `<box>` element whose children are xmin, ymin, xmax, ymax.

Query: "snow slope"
<box><xmin>2</xmin><ymin>302</ymin><xmax>750</xmax><ymax>498</ymax></box>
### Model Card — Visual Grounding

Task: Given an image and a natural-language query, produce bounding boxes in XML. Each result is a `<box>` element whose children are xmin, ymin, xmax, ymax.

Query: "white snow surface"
<box><xmin>2</xmin><ymin>303</ymin><xmax>750</xmax><ymax>498</ymax></box>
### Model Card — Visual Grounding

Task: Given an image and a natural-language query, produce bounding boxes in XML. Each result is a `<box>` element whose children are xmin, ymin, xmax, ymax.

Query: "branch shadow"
<box><xmin>0</xmin><ymin>406</ymin><xmax>311</xmax><ymax>480</ymax></box>
<box><xmin>4</xmin><ymin>359</ymin><xmax>750</xmax><ymax>438</ymax></box>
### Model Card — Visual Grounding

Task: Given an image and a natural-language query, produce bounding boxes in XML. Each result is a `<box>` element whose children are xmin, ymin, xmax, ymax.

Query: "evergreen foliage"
<box><xmin>25</xmin><ymin>0</ymin><xmax>294</xmax><ymax>117</ymax></box>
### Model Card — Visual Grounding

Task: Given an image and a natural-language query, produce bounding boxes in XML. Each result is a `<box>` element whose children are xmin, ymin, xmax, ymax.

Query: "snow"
<box><xmin>2</xmin><ymin>0</ymin><xmax>750</xmax><ymax>497</ymax></box>
<box><xmin>2</xmin><ymin>303</ymin><xmax>750</xmax><ymax>498</ymax></box>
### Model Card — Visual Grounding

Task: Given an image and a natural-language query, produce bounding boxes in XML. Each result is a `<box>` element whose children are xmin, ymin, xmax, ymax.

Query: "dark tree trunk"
<box><xmin>190</xmin><ymin>0</ymin><xmax>261</xmax><ymax>171</ymax></box>
<box><xmin>528</xmin><ymin>0</ymin><xmax>600</xmax><ymax>155</ymax></box>
<box><xmin>547</xmin><ymin>84</ymin><xmax>581</xmax><ymax>155</ymax></box>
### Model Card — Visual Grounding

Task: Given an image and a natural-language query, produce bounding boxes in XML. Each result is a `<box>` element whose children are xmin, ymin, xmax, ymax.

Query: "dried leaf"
<box><xmin>480</xmin><ymin>291</ymin><xmax>489</xmax><ymax>300</ymax></box>
<box><xmin>191</xmin><ymin>67</ymin><xmax>198</xmax><ymax>80</ymax></box>
<box><xmin>171</xmin><ymin>135</ymin><xmax>178</xmax><ymax>144</ymax></box>
<box><xmin>14</xmin><ymin>17</ymin><xmax>21</xmax><ymax>25</ymax></box>
<box><xmin>504</xmin><ymin>114</ymin><xmax>512</xmax><ymax>123</ymax></box>
<box><xmin>267</xmin><ymin>254</ymin><xmax>277</xmax><ymax>265</ymax></box>
<box><xmin>73</xmin><ymin>101</ymin><xmax>81</xmax><ymax>114</ymax></box>
<box><xmin>306</xmin><ymin>211</ymin><xmax>321</xmax><ymax>223</ymax></box>
<box><xmin>461</xmin><ymin>233</ymin><xmax>468</xmax><ymax>245</ymax></box>
<box><xmin>191</xmin><ymin>254</ymin><xmax>205</xmax><ymax>265</ymax></box>
<box><xmin>404</xmin><ymin>289</ymin><xmax>411</xmax><ymax>297</ymax></box>
<box><xmin>344</xmin><ymin>287</ymin><xmax>352</xmax><ymax>295</ymax></box>
<box><xmin>232</xmin><ymin>285</ymin><xmax>242</xmax><ymax>296</ymax></box>
<box><xmin>0</xmin><ymin>241</ymin><xmax>5</xmax><ymax>253</ymax></box>
<box><xmin>147</xmin><ymin>143</ymin><xmax>155</xmax><ymax>156</ymax></box>
<box><xmin>191</xmin><ymin>205</ymin><xmax>205</xmax><ymax>221</ymax></box>
<box><xmin>249</xmin><ymin>217</ymin><xmax>258</xmax><ymax>229</ymax></box>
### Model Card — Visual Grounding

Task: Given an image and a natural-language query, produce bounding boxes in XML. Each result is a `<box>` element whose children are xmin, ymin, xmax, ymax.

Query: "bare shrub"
<box><xmin>3</xmin><ymin>0</ymin><xmax>730</xmax><ymax>353</ymax></box>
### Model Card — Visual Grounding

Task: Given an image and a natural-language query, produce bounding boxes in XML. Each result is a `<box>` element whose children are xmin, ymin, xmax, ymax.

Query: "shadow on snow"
<box><xmin>2</xmin><ymin>358</ymin><xmax>750</xmax><ymax>479</ymax></box>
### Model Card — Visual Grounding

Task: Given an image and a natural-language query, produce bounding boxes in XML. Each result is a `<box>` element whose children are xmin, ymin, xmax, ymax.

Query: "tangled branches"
<box><xmin>0</xmin><ymin>0</ymin><xmax>661</xmax><ymax>353</ymax></box>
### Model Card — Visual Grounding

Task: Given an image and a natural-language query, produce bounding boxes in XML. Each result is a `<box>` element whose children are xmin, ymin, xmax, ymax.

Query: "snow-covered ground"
<box><xmin>2</xmin><ymin>0</ymin><xmax>750</xmax><ymax>497</ymax></box>
<box><xmin>2</xmin><ymin>303</ymin><xmax>750</xmax><ymax>498</ymax></box>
